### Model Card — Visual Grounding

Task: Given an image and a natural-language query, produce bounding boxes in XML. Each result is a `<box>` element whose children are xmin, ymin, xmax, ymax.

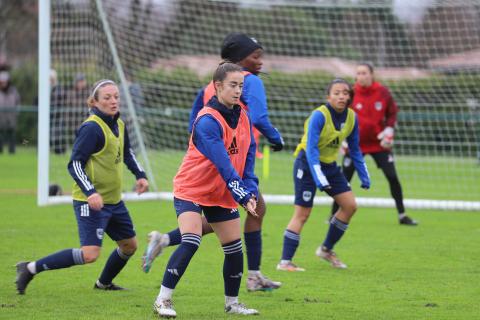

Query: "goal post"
<box><xmin>38</xmin><ymin>0</ymin><xmax>480</xmax><ymax>210</ymax></box>
<box><xmin>37</xmin><ymin>0</ymin><xmax>51</xmax><ymax>206</ymax></box>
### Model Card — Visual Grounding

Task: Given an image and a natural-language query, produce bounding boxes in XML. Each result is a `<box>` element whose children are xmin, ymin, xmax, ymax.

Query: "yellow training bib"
<box><xmin>294</xmin><ymin>105</ymin><xmax>355</xmax><ymax>164</ymax></box>
<box><xmin>72</xmin><ymin>115</ymin><xmax>124</xmax><ymax>204</ymax></box>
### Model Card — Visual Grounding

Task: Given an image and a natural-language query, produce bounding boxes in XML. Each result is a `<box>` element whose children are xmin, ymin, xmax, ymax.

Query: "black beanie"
<box><xmin>220</xmin><ymin>33</ymin><xmax>263</xmax><ymax>63</ymax></box>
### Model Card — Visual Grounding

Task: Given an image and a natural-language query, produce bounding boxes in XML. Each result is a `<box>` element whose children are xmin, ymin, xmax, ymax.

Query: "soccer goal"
<box><xmin>38</xmin><ymin>0</ymin><xmax>480</xmax><ymax>210</ymax></box>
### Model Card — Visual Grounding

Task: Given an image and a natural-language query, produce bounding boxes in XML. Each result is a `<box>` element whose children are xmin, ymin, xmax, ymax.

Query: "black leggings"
<box><xmin>331</xmin><ymin>151</ymin><xmax>405</xmax><ymax>216</ymax></box>
<box><xmin>0</xmin><ymin>128</ymin><xmax>15</xmax><ymax>154</ymax></box>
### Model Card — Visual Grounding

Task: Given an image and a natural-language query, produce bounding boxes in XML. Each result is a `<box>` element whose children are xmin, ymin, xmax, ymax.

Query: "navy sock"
<box><xmin>244</xmin><ymin>231</ymin><xmax>261</xmax><ymax>271</ymax></box>
<box><xmin>281</xmin><ymin>229</ymin><xmax>300</xmax><ymax>261</ymax></box>
<box><xmin>98</xmin><ymin>248</ymin><xmax>132</xmax><ymax>285</ymax></box>
<box><xmin>35</xmin><ymin>248</ymin><xmax>84</xmax><ymax>273</ymax></box>
<box><xmin>162</xmin><ymin>233</ymin><xmax>201</xmax><ymax>289</ymax></box>
<box><xmin>323</xmin><ymin>217</ymin><xmax>349</xmax><ymax>250</ymax></box>
<box><xmin>167</xmin><ymin>228</ymin><xmax>182</xmax><ymax>246</ymax></box>
<box><xmin>222</xmin><ymin>239</ymin><xmax>243</xmax><ymax>297</ymax></box>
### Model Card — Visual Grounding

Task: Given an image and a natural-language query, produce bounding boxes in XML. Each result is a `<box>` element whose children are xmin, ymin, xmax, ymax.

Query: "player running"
<box><xmin>144</xmin><ymin>33</ymin><xmax>283</xmax><ymax>292</ymax></box>
<box><xmin>15</xmin><ymin>79</ymin><xmax>148</xmax><ymax>294</ymax></box>
<box><xmin>277</xmin><ymin>79</ymin><xmax>370</xmax><ymax>271</ymax></box>
<box><xmin>153</xmin><ymin>62</ymin><xmax>259</xmax><ymax>318</ymax></box>
<box><xmin>330</xmin><ymin>63</ymin><xmax>417</xmax><ymax>225</ymax></box>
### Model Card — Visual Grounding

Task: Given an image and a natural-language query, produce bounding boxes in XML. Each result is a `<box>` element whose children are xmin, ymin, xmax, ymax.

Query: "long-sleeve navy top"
<box><xmin>306</xmin><ymin>103</ymin><xmax>370</xmax><ymax>189</ymax></box>
<box><xmin>67</xmin><ymin>107</ymin><xmax>147</xmax><ymax>197</ymax></box>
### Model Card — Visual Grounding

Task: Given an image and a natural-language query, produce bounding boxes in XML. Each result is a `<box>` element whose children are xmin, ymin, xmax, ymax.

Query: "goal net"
<box><xmin>39</xmin><ymin>0</ymin><xmax>480</xmax><ymax>210</ymax></box>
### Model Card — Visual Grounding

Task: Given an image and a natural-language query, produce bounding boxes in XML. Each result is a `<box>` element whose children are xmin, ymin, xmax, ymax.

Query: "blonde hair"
<box><xmin>87</xmin><ymin>79</ymin><xmax>117</xmax><ymax>108</ymax></box>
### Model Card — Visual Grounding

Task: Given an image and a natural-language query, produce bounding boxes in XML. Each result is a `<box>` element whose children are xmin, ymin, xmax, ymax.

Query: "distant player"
<box><xmin>153</xmin><ymin>62</ymin><xmax>259</xmax><ymax>318</ymax></box>
<box><xmin>330</xmin><ymin>63</ymin><xmax>417</xmax><ymax>225</ymax></box>
<box><xmin>15</xmin><ymin>79</ymin><xmax>148</xmax><ymax>294</ymax></box>
<box><xmin>144</xmin><ymin>33</ymin><xmax>283</xmax><ymax>292</ymax></box>
<box><xmin>277</xmin><ymin>79</ymin><xmax>370</xmax><ymax>271</ymax></box>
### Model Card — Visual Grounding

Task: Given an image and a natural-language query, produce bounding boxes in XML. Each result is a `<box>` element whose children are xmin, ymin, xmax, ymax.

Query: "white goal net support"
<box><xmin>38</xmin><ymin>0</ymin><xmax>480</xmax><ymax>210</ymax></box>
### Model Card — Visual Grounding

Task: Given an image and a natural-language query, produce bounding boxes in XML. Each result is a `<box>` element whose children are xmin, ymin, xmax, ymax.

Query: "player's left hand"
<box><xmin>377</xmin><ymin>127</ymin><xmax>394</xmax><ymax>149</ymax></box>
<box><xmin>243</xmin><ymin>195</ymin><xmax>258</xmax><ymax>217</ymax></box>
<box><xmin>135</xmin><ymin>178</ymin><xmax>149</xmax><ymax>194</ymax></box>
<box><xmin>360</xmin><ymin>180</ymin><xmax>370</xmax><ymax>190</ymax></box>
<box><xmin>271</xmin><ymin>135</ymin><xmax>284</xmax><ymax>152</ymax></box>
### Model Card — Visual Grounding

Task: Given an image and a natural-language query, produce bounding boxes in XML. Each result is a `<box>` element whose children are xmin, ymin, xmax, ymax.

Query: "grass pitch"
<box><xmin>0</xmin><ymin>149</ymin><xmax>479</xmax><ymax>319</ymax></box>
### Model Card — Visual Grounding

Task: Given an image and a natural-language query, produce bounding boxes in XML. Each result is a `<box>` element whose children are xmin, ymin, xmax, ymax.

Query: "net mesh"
<box><xmin>46</xmin><ymin>0</ymin><xmax>480</xmax><ymax>207</ymax></box>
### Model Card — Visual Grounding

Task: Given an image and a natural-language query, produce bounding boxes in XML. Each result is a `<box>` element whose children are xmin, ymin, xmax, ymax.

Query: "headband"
<box><xmin>91</xmin><ymin>80</ymin><xmax>115</xmax><ymax>98</ymax></box>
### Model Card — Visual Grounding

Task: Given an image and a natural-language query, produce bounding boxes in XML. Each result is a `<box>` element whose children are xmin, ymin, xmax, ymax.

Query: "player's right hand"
<box><xmin>87</xmin><ymin>192</ymin><xmax>104</xmax><ymax>211</ymax></box>
<box><xmin>340</xmin><ymin>141</ymin><xmax>349</xmax><ymax>156</ymax></box>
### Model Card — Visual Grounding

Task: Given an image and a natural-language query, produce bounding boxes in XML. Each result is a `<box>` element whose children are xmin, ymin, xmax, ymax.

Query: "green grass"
<box><xmin>1</xmin><ymin>149</ymin><xmax>479</xmax><ymax>319</ymax></box>
<box><xmin>46</xmin><ymin>148</ymin><xmax>480</xmax><ymax>201</ymax></box>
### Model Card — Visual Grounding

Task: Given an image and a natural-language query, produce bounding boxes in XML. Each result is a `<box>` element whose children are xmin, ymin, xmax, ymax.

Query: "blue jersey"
<box><xmin>306</xmin><ymin>104</ymin><xmax>370</xmax><ymax>189</ymax></box>
<box><xmin>189</xmin><ymin>72</ymin><xmax>283</xmax><ymax>146</ymax></box>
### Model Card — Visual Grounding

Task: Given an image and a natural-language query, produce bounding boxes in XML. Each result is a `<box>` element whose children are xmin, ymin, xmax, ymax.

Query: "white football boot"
<box><xmin>153</xmin><ymin>299</ymin><xmax>176</xmax><ymax>318</ymax></box>
<box><xmin>316</xmin><ymin>246</ymin><xmax>347</xmax><ymax>269</ymax></box>
<box><xmin>142</xmin><ymin>231</ymin><xmax>169</xmax><ymax>273</ymax></box>
<box><xmin>225</xmin><ymin>302</ymin><xmax>259</xmax><ymax>315</ymax></box>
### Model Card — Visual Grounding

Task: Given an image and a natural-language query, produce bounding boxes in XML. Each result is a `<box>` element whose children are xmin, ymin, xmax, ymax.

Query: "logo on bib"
<box><xmin>115</xmin><ymin>147</ymin><xmax>121</xmax><ymax>164</ymax></box>
<box><xmin>355</xmin><ymin>103</ymin><xmax>363</xmax><ymax>110</ymax></box>
<box><xmin>302</xmin><ymin>191</ymin><xmax>312</xmax><ymax>202</ymax></box>
<box><xmin>228</xmin><ymin>136</ymin><xmax>239</xmax><ymax>155</ymax></box>
<box><xmin>375</xmin><ymin>101</ymin><xmax>383</xmax><ymax>111</ymax></box>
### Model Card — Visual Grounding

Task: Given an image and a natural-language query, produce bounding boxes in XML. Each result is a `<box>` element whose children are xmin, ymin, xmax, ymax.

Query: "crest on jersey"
<box><xmin>355</xmin><ymin>103</ymin><xmax>363</xmax><ymax>110</ymax></box>
<box><xmin>375</xmin><ymin>101</ymin><xmax>383</xmax><ymax>111</ymax></box>
<box><xmin>302</xmin><ymin>191</ymin><xmax>312</xmax><ymax>202</ymax></box>
<box><xmin>296</xmin><ymin>169</ymin><xmax>304</xmax><ymax>179</ymax></box>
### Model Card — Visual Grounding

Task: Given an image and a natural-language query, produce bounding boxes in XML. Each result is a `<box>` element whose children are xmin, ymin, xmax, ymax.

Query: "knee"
<box><xmin>82</xmin><ymin>248</ymin><xmax>101</xmax><ymax>264</ymax></box>
<box><xmin>120</xmin><ymin>238</ymin><xmax>138</xmax><ymax>256</ymax></box>
<box><xmin>295</xmin><ymin>208</ymin><xmax>311</xmax><ymax>225</ymax></box>
<box><xmin>343</xmin><ymin>201</ymin><xmax>357</xmax><ymax>216</ymax></box>
<box><xmin>254</xmin><ymin>195</ymin><xmax>266</xmax><ymax>218</ymax></box>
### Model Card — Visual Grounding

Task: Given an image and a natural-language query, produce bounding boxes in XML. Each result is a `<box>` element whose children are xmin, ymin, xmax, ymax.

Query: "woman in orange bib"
<box><xmin>153</xmin><ymin>62</ymin><xmax>260</xmax><ymax>318</ymax></box>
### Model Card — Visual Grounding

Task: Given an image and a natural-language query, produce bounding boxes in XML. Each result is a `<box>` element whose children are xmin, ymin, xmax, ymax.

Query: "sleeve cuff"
<box><xmin>84</xmin><ymin>188</ymin><xmax>97</xmax><ymax>197</ymax></box>
<box><xmin>135</xmin><ymin>171</ymin><xmax>147</xmax><ymax>180</ymax></box>
<box><xmin>240</xmin><ymin>193</ymin><xmax>253</xmax><ymax>206</ymax></box>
